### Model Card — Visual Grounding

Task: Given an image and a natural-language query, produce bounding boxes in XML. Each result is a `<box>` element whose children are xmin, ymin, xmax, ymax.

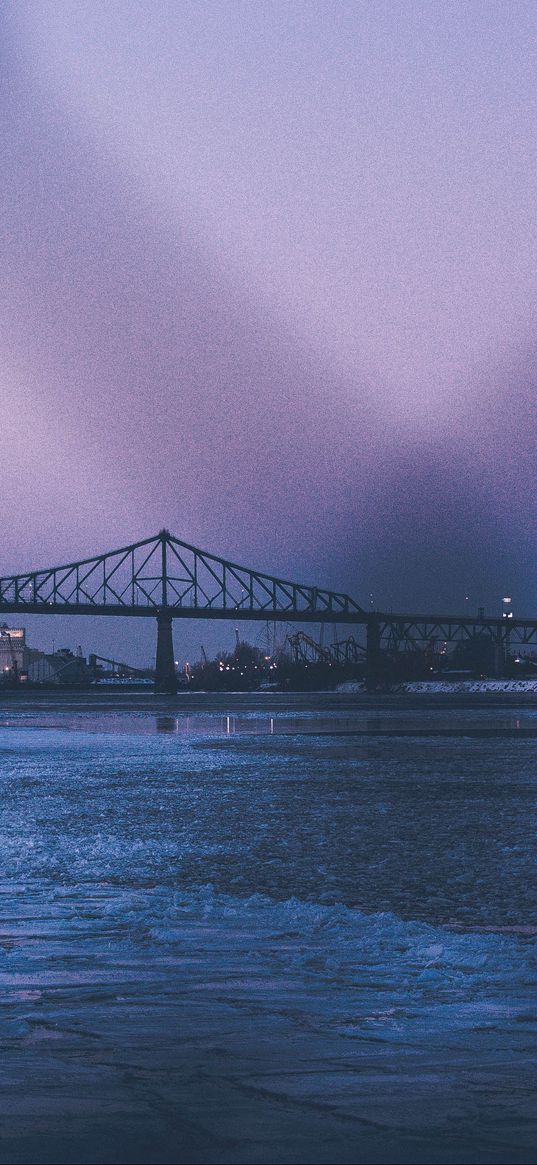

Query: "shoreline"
<box><xmin>2</xmin><ymin>687</ymin><xmax>537</xmax><ymax>713</ymax></box>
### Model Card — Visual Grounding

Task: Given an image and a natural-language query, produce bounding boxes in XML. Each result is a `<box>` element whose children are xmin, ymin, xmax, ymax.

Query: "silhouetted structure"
<box><xmin>1</xmin><ymin>529</ymin><xmax>536</xmax><ymax>692</ymax></box>
<box><xmin>0</xmin><ymin>626</ymin><xmax>89</xmax><ymax>686</ymax></box>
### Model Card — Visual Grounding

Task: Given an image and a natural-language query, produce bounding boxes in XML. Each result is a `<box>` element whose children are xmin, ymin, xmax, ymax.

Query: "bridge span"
<box><xmin>0</xmin><ymin>529</ymin><xmax>534</xmax><ymax>691</ymax></box>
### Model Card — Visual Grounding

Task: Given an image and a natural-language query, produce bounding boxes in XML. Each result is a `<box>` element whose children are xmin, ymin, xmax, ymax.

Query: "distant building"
<box><xmin>0</xmin><ymin>626</ymin><xmax>26</xmax><ymax>679</ymax></box>
<box><xmin>0</xmin><ymin>626</ymin><xmax>90</xmax><ymax>686</ymax></box>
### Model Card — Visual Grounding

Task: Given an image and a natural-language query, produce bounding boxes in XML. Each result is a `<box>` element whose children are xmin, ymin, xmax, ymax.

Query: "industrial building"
<box><xmin>0</xmin><ymin>626</ymin><xmax>90</xmax><ymax>686</ymax></box>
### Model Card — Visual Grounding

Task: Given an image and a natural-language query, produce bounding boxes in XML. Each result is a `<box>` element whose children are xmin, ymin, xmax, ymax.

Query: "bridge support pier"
<box><xmin>493</xmin><ymin>642</ymin><xmax>505</xmax><ymax>678</ymax></box>
<box><xmin>155</xmin><ymin>613</ymin><xmax>177</xmax><ymax>693</ymax></box>
<box><xmin>365</xmin><ymin>616</ymin><xmax>381</xmax><ymax>691</ymax></box>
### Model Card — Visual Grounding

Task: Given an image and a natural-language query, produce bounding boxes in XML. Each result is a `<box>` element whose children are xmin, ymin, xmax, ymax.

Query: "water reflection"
<box><xmin>156</xmin><ymin>716</ymin><xmax>179</xmax><ymax>733</ymax></box>
<box><xmin>3</xmin><ymin>709</ymin><xmax>537</xmax><ymax>737</ymax></box>
<box><xmin>150</xmin><ymin>712</ymin><xmax>537</xmax><ymax>738</ymax></box>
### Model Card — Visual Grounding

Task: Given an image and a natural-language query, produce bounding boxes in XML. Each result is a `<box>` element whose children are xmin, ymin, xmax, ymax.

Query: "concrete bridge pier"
<box><xmin>155</xmin><ymin>613</ymin><xmax>177</xmax><ymax>693</ymax></box>
<box><xmin>365</xmin><ymin>616</ymin><xmax>381</xmax><ymax>691</ymax></box>
<box><xmin>493</xmin><ymin>642</ymin><xmax>506</xmax><ymax>678</ymax></box>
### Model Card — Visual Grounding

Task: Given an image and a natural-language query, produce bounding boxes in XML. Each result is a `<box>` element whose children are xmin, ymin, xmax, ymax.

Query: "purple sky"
<box><xmin>2</xmin><ymin>1</ymin><xmax>537</xmax><ymax>664</ymax></box>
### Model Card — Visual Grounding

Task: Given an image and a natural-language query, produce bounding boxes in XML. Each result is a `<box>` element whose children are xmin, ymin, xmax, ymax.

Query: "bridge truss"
<box><xmin>374</xmin><ymin>614</ymin><xmax>537</xmax><ymax>651</ymax></box>
<box><xmin>0</xmin><ymin>529</ymin><xmax>364</xmax><ymax>622</ymax></box>
<box><xmin>2</xmin><ymin>528</ymin><xmax>537</xmax><ymax>691</ymax></box>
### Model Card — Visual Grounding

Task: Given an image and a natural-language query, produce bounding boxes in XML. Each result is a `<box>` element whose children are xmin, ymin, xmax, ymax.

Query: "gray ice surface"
<box><xmin>0</xmin><ymin>699</ymin><xmax>536</xmax><ymax>1163</ymax></box>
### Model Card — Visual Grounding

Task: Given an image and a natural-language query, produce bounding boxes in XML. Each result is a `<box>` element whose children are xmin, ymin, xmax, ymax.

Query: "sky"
<box><xmin>1</xmin><ymin>1</ymin><xmax>537</xmax><ymax>665</ymax></box>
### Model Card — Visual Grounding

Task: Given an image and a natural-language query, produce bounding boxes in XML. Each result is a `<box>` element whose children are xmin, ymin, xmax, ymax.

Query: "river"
<box><xmin>0</xmin><ymin>691</ymin><xmax>536</xmax><ymax>1163</ymax></box>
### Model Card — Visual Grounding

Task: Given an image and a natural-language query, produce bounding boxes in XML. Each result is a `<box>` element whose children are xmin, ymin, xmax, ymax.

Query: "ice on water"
<box><xmin>0</xmin><ymin>713</ymin><xmax>536</xmax><ymax>1163</ymax></box>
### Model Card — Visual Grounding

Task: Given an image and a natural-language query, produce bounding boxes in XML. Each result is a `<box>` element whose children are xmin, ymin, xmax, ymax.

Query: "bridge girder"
<box><xmin>0</xmin><ymin>529</ymin><xmax>364</xmax><ymax>621</ymax></box>
<box><xmin>2</xmin><ymin>532</ymin><xmax>537</xmax><ymax>655</ymax></box>
<box><xmin>375</xmin><ymin>617</ymin><xmax>537</xmax><ymax>647</ymax></box>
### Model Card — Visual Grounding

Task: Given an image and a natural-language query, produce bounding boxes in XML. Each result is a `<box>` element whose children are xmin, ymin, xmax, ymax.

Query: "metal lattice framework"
<box><xmin>285</xmin><ymin>632</ymin><xmax>366</xmax><ymax>666</ymax></box>
<box><xmin>285</xmin><ymin>632</ymin><xmax>333</xmax><ymax>664</ymax></box>
<box><xmin>375</xmin><ymin>614</ymin><xmax>537</xmax><ymax>649</ymax></box>
<box><xmin>4</xmin><ymin>528</ymin><xmax>537</xmax><ymax>660</ymax></box>
<box><xmin>330</xmin><ymin>635</ymin><xmax>366</xmax><ymax>664</ymax></box>
<box><xmin>0</xmin><ymin>529</ymin><xmax>365</xmax><ymax>622</ymax></box>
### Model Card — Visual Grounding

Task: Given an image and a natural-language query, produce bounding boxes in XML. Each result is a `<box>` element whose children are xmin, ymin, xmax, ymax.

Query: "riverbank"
<box><xmin>2</xmin><ymin>686</ymin><xmax>537</xmax><ymax>715</ymax></box>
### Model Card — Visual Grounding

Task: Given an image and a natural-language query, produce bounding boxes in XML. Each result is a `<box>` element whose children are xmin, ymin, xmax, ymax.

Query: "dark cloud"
<box><xmin>1</xmin><ymin>7</ymin><xmax>536</xmax><ymax>664</ymax></box>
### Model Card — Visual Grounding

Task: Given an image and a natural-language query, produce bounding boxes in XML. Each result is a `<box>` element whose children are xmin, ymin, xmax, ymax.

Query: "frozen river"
<box><xmin>0</xmin><ymin>692</ymin><xmax>536</xmax><ymax>1163</ymax></box>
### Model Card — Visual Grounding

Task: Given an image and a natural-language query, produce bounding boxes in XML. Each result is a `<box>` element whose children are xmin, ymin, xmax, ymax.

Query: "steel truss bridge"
<box><xmin>0</xmin><ymin>528</ymin><xmax>535</xmax><ymax>690</ymax></box>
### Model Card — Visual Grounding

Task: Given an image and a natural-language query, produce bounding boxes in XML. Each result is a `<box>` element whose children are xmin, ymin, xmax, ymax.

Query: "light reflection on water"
<box><xmin>2</xmin><ymin>709</ymin><xmax>537</xmax><ymax>736</ymax></box>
